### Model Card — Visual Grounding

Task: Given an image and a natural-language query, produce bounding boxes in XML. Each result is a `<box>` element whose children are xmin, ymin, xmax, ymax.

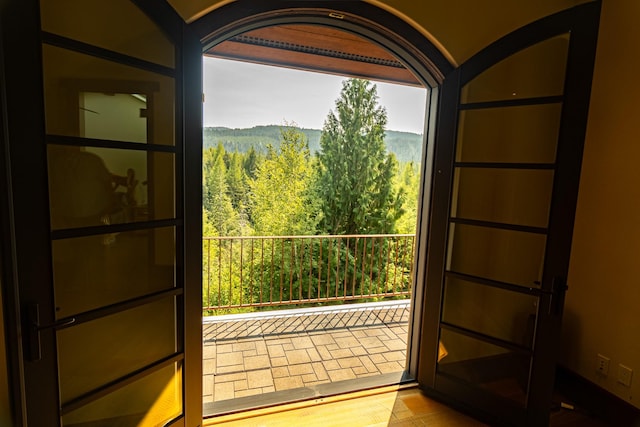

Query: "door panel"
<box><xmin>456</xmin><ymin>104</ymin><xmax>563</xmax><ymax>164</ymax></box>
<box><xmin>52</xmin><ymin>227</ymin><xmax>176</xmax><ymax>318</ymax></box>
<box><xmin>7</xmin><ymin>0</ymin><xmax>201</xmax><ymax>424</ymax></box>
<box><xmin>61</xmin><ymin>363</ymin><xmax>183</xmax><ymax>427</ymax></box>
<box><xmin>424</xmin><ymin>3</ymin><xmax>600</xmax><ymax>426</ymax></box>
<box><xmin>39</xmin><ymin>0</ymin><xmax>175</xmax><ymax>68</ymax></box>
<box><xmin>460</xmin><ymin>33</ymin><xmax>569</xmax><ymax>103</ymax></box>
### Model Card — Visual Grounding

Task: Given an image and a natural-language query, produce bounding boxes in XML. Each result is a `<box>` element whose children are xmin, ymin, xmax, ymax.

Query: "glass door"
<box><xmin>421</xmin><ymin>3</ymin><xmax>600</xmax><ymax>426</ymax></box>
<box><xmin>10</xmin><ymin>0</ymin><xmax>202</xmax><ymax>425</ymax></box>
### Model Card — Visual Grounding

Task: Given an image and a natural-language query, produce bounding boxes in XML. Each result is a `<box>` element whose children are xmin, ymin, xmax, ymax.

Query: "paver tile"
<box><xmin>247</xmin><ymin>369</ymin><xmax>274</xmax><ymax>388</ymax></box>
<box><xmin>377</xmin><ymin>361</ymin><xmax>404</xmax><ymax>374</ymax></box>
<box><xmin>271</xmin><ymin>356</ymin><xmax>288</xmax><ymax>367</ymax></box>
<box><xmin>217</xmin><ymin>352</ymin><xmax>244</xmax><ymax>367</ymax></box>
<box><xmin>286</xmin><ymin>349</ymin><xmax>312</xmax><ymax>364</ymax></box>
<box><xmin>302</xmin><ymin>373</ymin><xmax>318</xmax><ymax>383</ymax></box>
<box><xmin>291</xmin><ymin>336</ymin><xmax>314</xmax><ymax>349</ymax></box>
<box><xmin>327</xmin><ymin>368</ymin><xmax>356</xmax><ymax>382</ymax></box>
<box><xmin>383</xmin><ymin>351</ymin><xmax>406</xmax><ymax>362</ymax></box>
<box><xmin>310</xmin><ymin>334</ymin><xmax>336</xmax><ymax>345</ymax></box>
<box><xmin>306</xmin><ymin>347</ymin><xmax>322</xmax><ymax>362</ymax></box>
<box><xmin>330</xmin><ymin>348</ymin><xmax>354</xmax><ymax>358</ymax></box>
<box><xmin>216</xmin><ymin>343</ymin><xmax>233</xmax><ymax>353</ymax></box>
<box><xmin>271</xmin><ymin>366</ymin><xmax>289</xmax><ymax>378</ymax></box>
<box><xmin>214</xmin><ymin>382</ymin><xmax>234</xmax><ymax>401</ymax></box>
<box><xmin>288</xmin><ymin>363</ymin><xmax>314</xmax><ymax>375</ymax></box>
<box><xmin>312</xmin><ymin>362</ymin><xmax>329</xmax><ymax>381</ymax></box>
<box><xmin>323</xmin><ymin>360</ymin><xmax>340</xmax><ymax>370</ymax></box>
<box><xmin>214</xmin><ymin>372</ymin><xmax>247</xmax><ymax>383</ymax></box>
<box><xmin>245</xmin><ymin>355</ymin><xmax>271</xmax><ymax>369</ymax></box>
<box><xmin>267</xmin><ymin>344</ymin><xmax>285</xmax><ymax>358</ymax></box>
<box><xmin>232</xmin><ymin>341</ymin><xmax>256</xmax><ymax>352</ymax></box>
<box><xmin>217</xmin><ymin>364</ymin><xmax>244</xmax><ymax>374</ymax></box>
<box><xmin>351</xmin><ymin>346</ymin><xmax>368</xmax><ymax>356</ymax></box>
<box><xmin>234</xmin><ymin>379</ymin><xmax>248</xmax><ymax>391</ymax></box>
<box><xmin>274</xmin><ymin>376</ymin><xmax>303</xmax><ymax>391</ymax></box>
<box><xmin>335</xmin><ymin>336</ymin><xmax>361</xmax><ymax>348</ymax></box>
<box><xmin>316</xmin><ymin>345</ymin><xmax>332</xmax><ymax>360</ymax></box>
<box><xmin>338</xmin><ymin>357</ymin><xmax>363</xmax><ymax>369</ymax></box>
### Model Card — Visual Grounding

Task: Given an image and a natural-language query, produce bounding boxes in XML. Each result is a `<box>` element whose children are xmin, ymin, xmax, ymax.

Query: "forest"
<box><xmin>202</xmin><ymin>79</ymin><xmax>422</xmax><ymax>312</ymax></box>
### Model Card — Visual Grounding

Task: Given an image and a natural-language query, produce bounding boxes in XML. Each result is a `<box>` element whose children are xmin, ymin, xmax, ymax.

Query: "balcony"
<box><xmin>202</xmin><ymin>234</ymin><xmax>415</xmax><ymax>413</ymax></box>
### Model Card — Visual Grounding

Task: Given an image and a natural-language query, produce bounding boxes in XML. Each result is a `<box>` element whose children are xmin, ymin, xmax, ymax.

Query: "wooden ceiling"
<box><xmin>204</xmin><ymin>24</ymin><xmax>422</xmax><ymax>87</ymax></box>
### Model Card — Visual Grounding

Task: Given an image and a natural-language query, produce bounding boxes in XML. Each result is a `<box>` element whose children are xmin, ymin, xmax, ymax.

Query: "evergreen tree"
<box><xmin>249</xmin><ymin>126</ymin><xmax>320</xmax><ymax>236</ymax></box>
<box><xmin>316</xmin><ymin>78</ymin><xmax>404</xmax><ymax>235</ymax></box>
<box><xmin>202</xmin><ymin>144</ymin><xmax>238</xmax><ymax>235</ymax></box>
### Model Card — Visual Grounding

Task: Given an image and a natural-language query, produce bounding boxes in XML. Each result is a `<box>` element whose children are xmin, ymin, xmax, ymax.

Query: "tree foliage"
<box><xmin>316</xmin><ymin>79</ymin><xmax>404</xmax><ymax>235</ymax></box>
<box><xmin>249</xmin><ymin>126</ymin><xmax>320</xmax><ymax>236</ymax></box>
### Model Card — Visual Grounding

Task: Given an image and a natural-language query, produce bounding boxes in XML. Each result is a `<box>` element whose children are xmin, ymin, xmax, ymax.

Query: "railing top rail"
<box><xmin>203</xmin><ymin>233</ymin><xmax>416</xmax><ymax>241</ymax></box>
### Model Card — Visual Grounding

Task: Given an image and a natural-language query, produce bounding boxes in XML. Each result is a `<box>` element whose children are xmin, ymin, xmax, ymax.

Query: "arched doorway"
<box><xmin>192</xmin><ymin>2</ymin><xmax>451</xmax><ymax>415</ymax></box>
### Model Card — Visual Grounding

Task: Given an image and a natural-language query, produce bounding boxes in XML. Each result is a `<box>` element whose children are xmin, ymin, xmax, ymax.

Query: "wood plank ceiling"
<box><xmin>204</xmin><ymin>24</ymin><xmax>422</xmax><ymax>87</ymax></box>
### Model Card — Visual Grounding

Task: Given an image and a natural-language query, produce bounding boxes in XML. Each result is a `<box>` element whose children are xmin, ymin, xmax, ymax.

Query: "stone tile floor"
<box><xmin>202</xmin><ymin>300</ymin><xmax>410</xmax><ymax>404</ymax></box>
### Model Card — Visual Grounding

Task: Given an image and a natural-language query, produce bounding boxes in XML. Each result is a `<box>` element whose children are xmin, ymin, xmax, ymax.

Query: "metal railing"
<box><xmin>203</xmin><ymin>234</ymin><xmax>415</xmax><ymax>313</ymax></box>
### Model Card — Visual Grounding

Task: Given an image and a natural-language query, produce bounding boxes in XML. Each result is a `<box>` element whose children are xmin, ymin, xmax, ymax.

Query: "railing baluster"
<box><xmin>239</xmin><ymin>239</ymin><xmax>244</xmax><ymax>307</ymax></box>
<box><xmin>359</xmin><ymin>237</ymin><xmax>367</xmax><ymax>298</ymax></box>
<box><xmin>317</xmin><ymin>238</ymin><xmax>323</xmax><ymax>301</ymax></box>
<box><xmin>384</xmin><ymin>238</ymin><xmax>391</xmax><ymax>295</ymax></box>
<box><xmin>393</xmin><ymin>237</ymin><xmax>400</xmax><ymax>295</ymax></box>
<box><xmin>218</xmin><ymin>238</ymin><xmax>222</xmax><ymax>307</ymax></box>
<box><xmin>206</xmin><ymin>238</ymin><xmax>211</xmax><ymax>311</ymax></box>
<box><xmin>368</xmin><ymin>236</ymin><xmax>375</xmax><ymax>297</ymax></box>
<box><xmin>343</xmin><ymin>237</ymin><xmax>350</xmax><ymax>299</ymax></box>
<box><xmin>228</xmin><ymin>239</ymin><xmax>233</xmax><ymax>309</ymax></box>
<box><xmin>280</xmin><ymin>238</ymin><xmax>285</xmax><ymax>305</ymax></box>
<box><xmin>327</xmin><ymin>238</ymin><xmax>332</xmax><ymax>301</ymax></box>
<box><xmin>270</xmin><ymin>238</ymin><xmax>275</xmax><ymax>306</ymax></box>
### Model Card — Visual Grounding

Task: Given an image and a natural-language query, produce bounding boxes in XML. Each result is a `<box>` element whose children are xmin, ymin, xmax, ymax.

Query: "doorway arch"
<box><xmin>190</xmin><ymin>0</ymin><xmax>454</xmax><ymax>408</ymax></box>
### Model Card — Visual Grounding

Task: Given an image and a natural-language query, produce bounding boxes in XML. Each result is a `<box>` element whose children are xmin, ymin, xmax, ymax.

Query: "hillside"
<box><xmin>203</xmin><ymin>125</ymin><xmax>423</xmax><ymax>163</ymax></box>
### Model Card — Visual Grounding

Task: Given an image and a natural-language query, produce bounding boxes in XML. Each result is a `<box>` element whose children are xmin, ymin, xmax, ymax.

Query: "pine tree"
<box><xmin>202</xmin><ymin>144</ymin><xmax>238</xmax><ymax>236</ymax></box>
<box><xmin>316</xmin><ymin>78</ymin><xmax>404</xmax><ymax>235</ymax></box>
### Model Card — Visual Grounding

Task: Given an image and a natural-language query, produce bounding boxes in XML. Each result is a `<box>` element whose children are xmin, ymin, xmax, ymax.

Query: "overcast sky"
<box><xmin>203</xmin><ymin>57</ymin><xmax>428</xmax><ymax>135</ymax></box>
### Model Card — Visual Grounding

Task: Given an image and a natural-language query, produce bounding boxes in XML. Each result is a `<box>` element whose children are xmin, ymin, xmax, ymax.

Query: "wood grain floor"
<box><xmin>203</xmin><ymin>385</ymin><xmax>610</xmax><ymax>427</ymax></box>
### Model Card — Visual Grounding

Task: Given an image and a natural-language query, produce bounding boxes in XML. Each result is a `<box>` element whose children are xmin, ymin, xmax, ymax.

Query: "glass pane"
<box><xmin>456</xmin><ymin>104</ymin><xmax>562</xmax><ymax>163</ymax></box>
<box><xmin>80</xmin><ymin>92</ymin><xmax>147</xmax><ymax>144</ymax></box>
<box><xmin>461</xmin><ymin>34</ymin><xmax>570</xmax><ymax>103</ymax></box>
<box><xmin>40</xmin><ymin>0</ymin><xmax>175</xmax><ymax>68</ymax></box>
<box><xmin>452</xmin><ymin>167</ymin><xmax>554</xmax><ymax>228</ymax></box>
<box><xmin>438</xmin><ymin>329</ymin><xmax>530</xmax><ymax>406</ymax></box>
<box><xmin>42</xmin><ymin>44</ymin><xmax>174</xmax><ymax>145</ymax></box>
<box><xmin>48</xmin><ymin>145</ymin><xmax>175</xmax><ymax>229</ymax></box>
<box><xmin>52</xmin><ymin>227</ymin><xmax>175</xmax><ymax>318</ymax></box>
<box><xmin>442</xmin><ymin>277</ymin><xmax>538</xmax><ymax>348</ymax></box>
<box><xmin>57</xmin><ymin>298</ymin><xmax>177</xmax><ymax>403</ymax></box>
<box><xmin>447</xmin><ymin>223</ymin><xmax>545</xmax><ymax>288</ymax></box>
<box><xmin>62</xmin><ymin>363</ymin><xmax>182</xmax><ymax>427</ymax></box>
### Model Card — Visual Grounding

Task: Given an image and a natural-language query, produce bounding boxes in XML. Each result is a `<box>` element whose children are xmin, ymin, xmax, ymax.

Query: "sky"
<box><xmin>202</xmin><ymin>57</ymin><xmax>428</xmax><ymax>135</ymax></box>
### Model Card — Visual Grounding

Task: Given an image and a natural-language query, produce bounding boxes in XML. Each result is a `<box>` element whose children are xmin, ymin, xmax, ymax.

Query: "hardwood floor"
<box><xmin>203</xmin><ymin>385</ymin><xmax>610</xmax><ymax>426</ymax></box>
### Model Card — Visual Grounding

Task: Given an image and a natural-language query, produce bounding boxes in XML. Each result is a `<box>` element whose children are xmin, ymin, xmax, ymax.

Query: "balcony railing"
<box><xmin>203</xmin><ymin>234</ymin><xmax>415</xmax><ymax>314</ymax></box>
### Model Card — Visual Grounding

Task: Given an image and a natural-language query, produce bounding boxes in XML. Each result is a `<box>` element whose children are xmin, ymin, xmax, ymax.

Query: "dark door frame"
<box><xmin>190</xmin><ymin>0</ymin><xmax>454</xmax><ymax>400</ymax></box>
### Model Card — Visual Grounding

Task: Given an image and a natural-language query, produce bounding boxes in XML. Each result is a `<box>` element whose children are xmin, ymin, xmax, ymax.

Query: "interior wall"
<box><xmin>167</xmin><ymin>0</ymin><xmax>591</xmax><ymax>65</ymax></box>
<box><xmin>561</xmin><ymin>0</ymin><xmax>640</xmax><ymax>409</ymax></box>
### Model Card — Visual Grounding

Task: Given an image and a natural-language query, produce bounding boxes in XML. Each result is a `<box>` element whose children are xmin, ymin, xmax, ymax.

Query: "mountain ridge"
<box><xmin>203</xmin><ymin>125</ymin><xmax>423</xmax><ymax>163</ymax></box>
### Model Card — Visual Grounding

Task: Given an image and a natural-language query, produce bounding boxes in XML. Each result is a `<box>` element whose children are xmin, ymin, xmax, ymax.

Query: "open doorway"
<box><xmin>200</xmin><ymin>24</ymin><xmax>429</xmax><ymax>415</ymax></box>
